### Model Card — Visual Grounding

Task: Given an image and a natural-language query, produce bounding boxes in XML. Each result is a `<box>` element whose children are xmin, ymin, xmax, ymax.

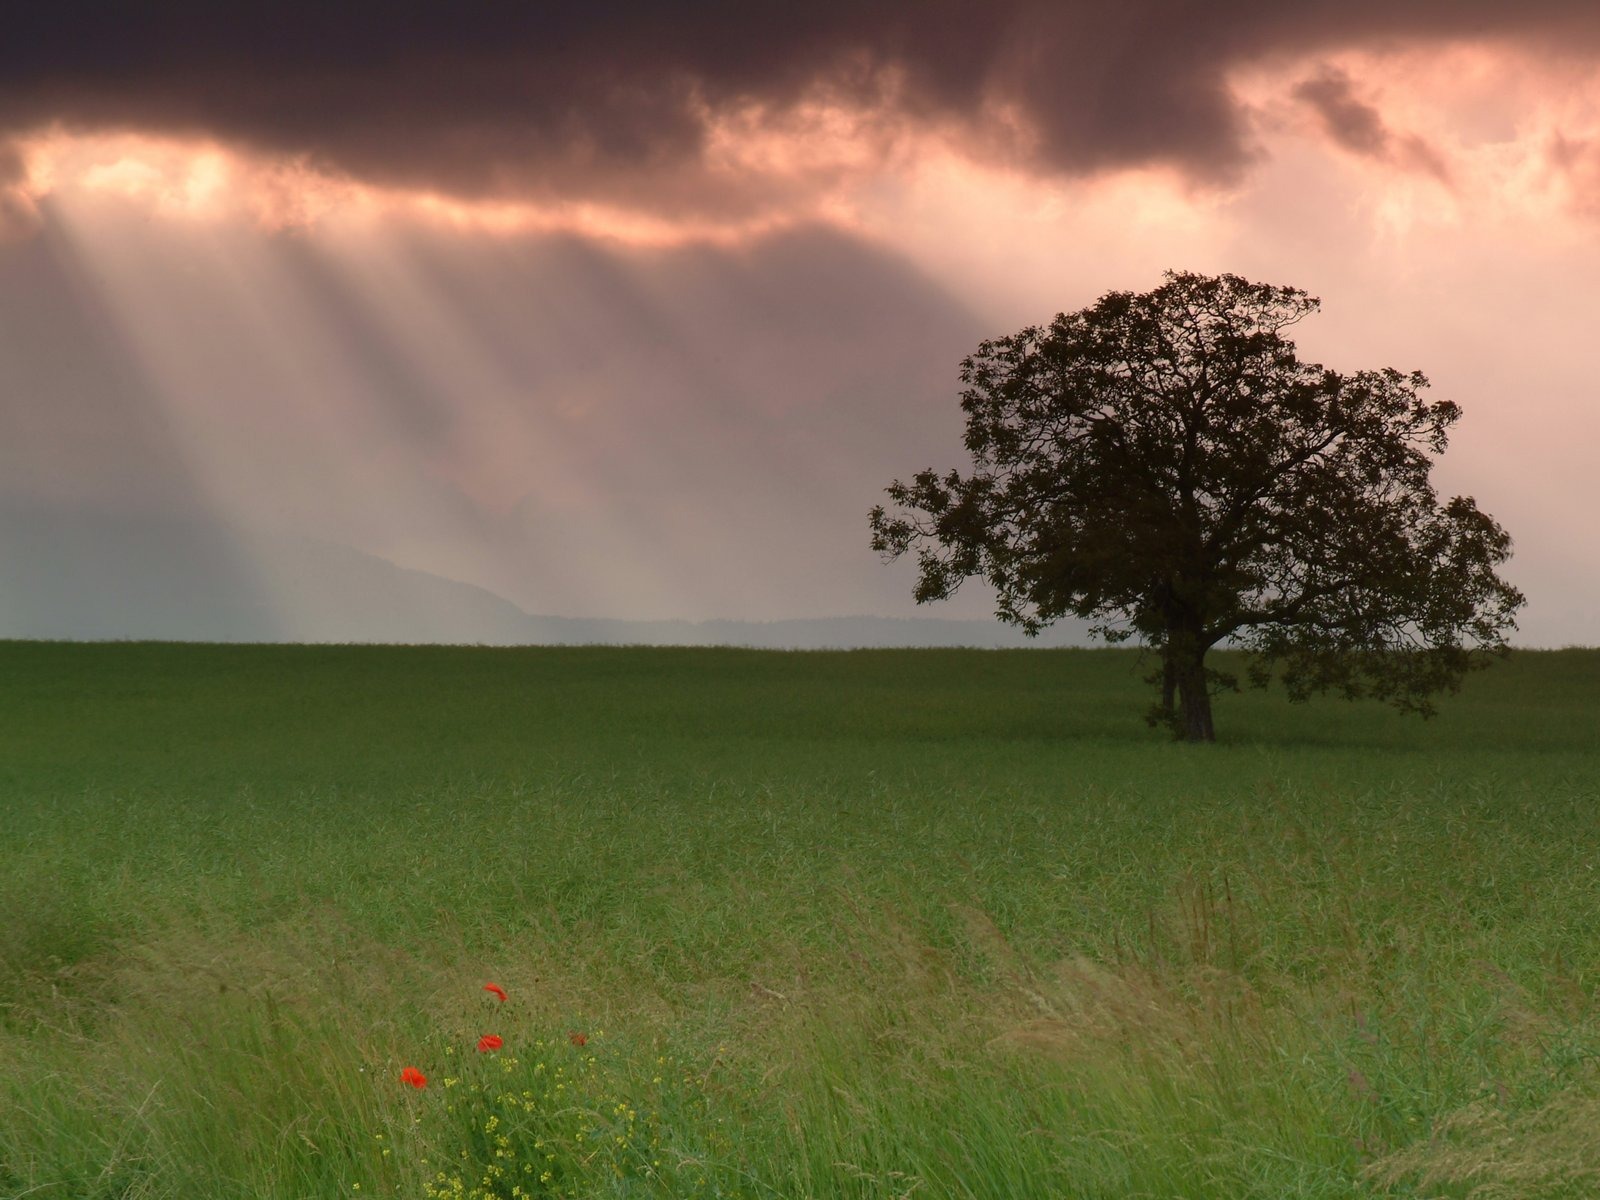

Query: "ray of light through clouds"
<box><xmin>0</xmin><ymin>5</ymin><xmax>1597</xmax><ymax>643</ymax></box>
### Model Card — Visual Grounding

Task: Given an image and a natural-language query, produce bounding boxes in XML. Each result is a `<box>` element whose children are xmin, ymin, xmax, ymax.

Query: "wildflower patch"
<box><xmin>377</xmin><ymin>983</ymin><xmax>741</xmax><ymax>1200</ymax></box>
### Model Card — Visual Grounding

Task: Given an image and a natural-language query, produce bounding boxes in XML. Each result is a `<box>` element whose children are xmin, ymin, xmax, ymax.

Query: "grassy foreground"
<box><xmin>1</xmin><ymin>641</ymin><xmax>1598</xmax><ymax>1199</ymax></box>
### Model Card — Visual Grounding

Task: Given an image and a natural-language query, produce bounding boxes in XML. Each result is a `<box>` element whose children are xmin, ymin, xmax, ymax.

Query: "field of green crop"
<box><xmin>2</xmin><ymin>641</ymin><xmax>1597</xmax><ymax>1199</ymax></box>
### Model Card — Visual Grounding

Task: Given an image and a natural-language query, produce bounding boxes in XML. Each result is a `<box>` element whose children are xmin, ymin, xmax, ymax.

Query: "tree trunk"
<box><xmin>1174</xmin><ymin>652</ymin><xmax>1215</xmax><ymax>743</ymax></box>
<box><xmin>1161</xmin><ymin>655</ymin><xmax>1177</xmax><ymax>717</ymax></box>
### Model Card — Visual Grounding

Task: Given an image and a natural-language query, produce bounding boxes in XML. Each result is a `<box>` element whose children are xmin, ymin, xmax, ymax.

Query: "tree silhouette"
<box><xmin>870</xmin><ymin>272</ymin><xmax>1524</xmax><ymax>741</ymax></box>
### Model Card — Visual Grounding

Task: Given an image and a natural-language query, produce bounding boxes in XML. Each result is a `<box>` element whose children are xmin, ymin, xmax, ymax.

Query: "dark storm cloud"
<box><xmin>1</xmin><ymin>2</ymin><xmax>1596</xmax><ymax>204</ymax></box>
<box><xmin>1293</xmin><ymin>71</ymin><xmax>1394</xmax><ymax>158</ymax></box>
<box><xmin>1292</xmin><ymin>68</ymin><xmax>1452</xmax><ymax>182</ymax></box>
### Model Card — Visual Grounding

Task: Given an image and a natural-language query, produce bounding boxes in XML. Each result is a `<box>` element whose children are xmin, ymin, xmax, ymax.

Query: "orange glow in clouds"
<box><xmin>20</xmin><ymin>131</ymin><xmax>339</xmax><ymax>226</ymax></box>
<box><xmin>13</xmin><ymin>129</ymin><xmax>813</xmax><ymax>246</ymax></box>
<box><xmin>5</xmin><ymin>71</ymin><xmax>1122</xmax><ymax>250</ymax></box>
<box><xmin>15</xmin><ymin>44</ymin><xmax>1600</xmax><ymax>254</ymax></box>
<box><xmin>12</xmin><ymin>85</ymin><xmax>928</xmax><ymax>248</ymax></box>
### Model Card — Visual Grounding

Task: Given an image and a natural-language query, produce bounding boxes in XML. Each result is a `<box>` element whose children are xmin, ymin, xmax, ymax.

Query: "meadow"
<box><xmin>1</xmin><ymin>640</ymin><xmax>1597</xmax><ymax>1200</ymax></box>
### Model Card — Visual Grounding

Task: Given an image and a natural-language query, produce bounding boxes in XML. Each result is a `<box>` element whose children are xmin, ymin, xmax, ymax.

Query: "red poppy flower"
<box><xmin>476</xmin><ymin>1034</ymin><xmax>503</xmax><ymax>1053</ymax></box>
<box><xmin>483</xmin><ymin>983</ymin><xmax>507</xmax><ymax>1003</ymax></box>
<box><xmin>399</xmin><ymin>1066</ymin><xmax>427</xmax><ymax>1089</ymax></box>
<box><xmin>568</xmin><ymin>1031</ymin><xmax>588</xmax><ymax>1047</ymax></box>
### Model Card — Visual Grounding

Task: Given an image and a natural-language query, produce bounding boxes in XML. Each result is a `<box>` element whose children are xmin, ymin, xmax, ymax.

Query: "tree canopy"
<box><xmin>869</xmin><ymin>271</ymin><xmax>1524</xmax><ymax>741</ymax></box>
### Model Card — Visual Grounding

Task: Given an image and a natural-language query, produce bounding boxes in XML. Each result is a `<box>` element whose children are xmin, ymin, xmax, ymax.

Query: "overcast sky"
<box><xmin>2</xmin><ymin>3</ymin><xmax>1597</xmax><ymax>643</ymax></box>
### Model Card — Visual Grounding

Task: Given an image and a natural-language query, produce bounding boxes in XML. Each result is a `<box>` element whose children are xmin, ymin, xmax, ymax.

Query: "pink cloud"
<box><xmin>1292</xmin><ymin>67</ymin><xmax>1453</xmax><ymax>184</ymax></box>
<box><xmin>1546</xmin><ymin>131</ymin><xmax>1600</xmax><ymax>217</ymax></box>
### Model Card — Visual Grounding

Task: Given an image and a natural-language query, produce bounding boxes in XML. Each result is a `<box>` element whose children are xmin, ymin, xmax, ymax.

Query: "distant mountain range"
<box><xmin>0</xmin><ymin>508</ymin><xmax>1093</xmax><ymax>648</ymax></box>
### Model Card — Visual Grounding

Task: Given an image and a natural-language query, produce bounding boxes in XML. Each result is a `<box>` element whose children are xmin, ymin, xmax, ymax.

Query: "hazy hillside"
<box><xmin>0</xmin><ymin>506</ymin><xmax>1092</xmax><ymax>647</ymax></box>
<box><xmin>515</xmin><ymin>613</ymin><xmax>1093</xmax><ymax>649</ymax></box>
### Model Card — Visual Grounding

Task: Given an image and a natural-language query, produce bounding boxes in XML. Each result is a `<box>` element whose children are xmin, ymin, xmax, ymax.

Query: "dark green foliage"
<box><xmin>871</xmin><ymin>271</ymin><xmax>1524</xmax><ymax>740</ymax></box>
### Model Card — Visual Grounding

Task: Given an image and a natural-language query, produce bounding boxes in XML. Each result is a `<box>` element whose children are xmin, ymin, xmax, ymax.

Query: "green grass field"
<box><xmin>2</xmin><ymin>641</ymin><xmax>1597</xmax><ymax>1199</ymax></box>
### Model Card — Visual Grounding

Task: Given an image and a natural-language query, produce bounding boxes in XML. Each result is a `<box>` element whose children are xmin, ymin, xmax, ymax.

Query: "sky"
<box><xmin>1</xmin><ymin>2</ymin><xmax>1597</xmax><ymax>644</ymax></box>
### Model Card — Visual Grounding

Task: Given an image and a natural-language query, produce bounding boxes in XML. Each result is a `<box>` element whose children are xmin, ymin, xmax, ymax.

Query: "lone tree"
<box><xmin>870</xmin><ymin>271</ymin><xmax>1523</xmax><ymax>741</ymax></box>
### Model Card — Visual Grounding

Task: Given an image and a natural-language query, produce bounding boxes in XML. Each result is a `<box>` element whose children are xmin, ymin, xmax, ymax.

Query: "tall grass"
<box><xmin>1</xmin><ymin>643</ymin><xmax>1597</xmax><ymax>1197</ymax></box>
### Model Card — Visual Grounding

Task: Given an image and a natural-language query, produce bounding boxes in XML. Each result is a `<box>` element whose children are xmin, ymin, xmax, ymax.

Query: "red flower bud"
<box><xmin>399</xmin><ymin>1066</ymin><xmax>427</xmax><ymax>1089</ymax></box>
<box><xmin>483</xmin><ymin>983</ymin><xmax>507</xmax><ymax>1003</ymax></box>
<box><xmin>476</xmin><ymin>1035</ymin><xmax>503</xmax><ymax>1053</ymax></box>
